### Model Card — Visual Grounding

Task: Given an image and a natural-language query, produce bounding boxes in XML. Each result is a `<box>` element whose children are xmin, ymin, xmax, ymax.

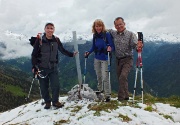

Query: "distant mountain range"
<box><xmin>0</xmin><ymin>30</ymin><xmax>180</xmax><ymax>59</ymax></box>
<box><xmin>1</xmin><ymin>30</ymin><xmax>180</xmax><ymax>43</ymax></box>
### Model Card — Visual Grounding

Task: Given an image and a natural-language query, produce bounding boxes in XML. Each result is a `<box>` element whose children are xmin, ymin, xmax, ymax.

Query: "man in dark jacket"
<box><xmin>31</xmin><ymin>22</ymin><xmax>77</xmax><ymax>109</ymax></box>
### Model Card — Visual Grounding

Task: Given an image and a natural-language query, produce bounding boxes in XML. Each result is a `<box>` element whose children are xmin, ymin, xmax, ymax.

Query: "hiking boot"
<box><xmin>124</xmin><ymin>97</ymin><xmax>129</xmax><ymax>100</ymax></box>
<box><xmin>52</xmin><ymin>102</ymin><xmax>64</xmax><ymax>109</ymax></box>
<box><xmin>44</xmin><ymin>102</ymin><xmax>51</xmax><ymax>109</ymax></box>
<box><xmin>105</xmin><ymin>97</ymin><xmax>111</xmax><ymax>102</ymax></box>
<box><xmin>117</xmin><ymin>98</ymin><xmax>126</xmax><ymax>102</ymax></box>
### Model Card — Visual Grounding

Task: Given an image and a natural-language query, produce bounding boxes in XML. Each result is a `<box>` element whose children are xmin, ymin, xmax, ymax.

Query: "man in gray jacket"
<box><xmin>32</xmin><ymin>23</ymin><xmax>77</xmax><ymax>109</ymax></box>
<box><xmin>109</xmin><ymin>17</ymin><xmax>143</xmax><ymax>101</ymax></box>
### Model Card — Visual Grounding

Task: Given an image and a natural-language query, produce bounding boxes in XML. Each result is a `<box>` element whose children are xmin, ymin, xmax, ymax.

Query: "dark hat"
<box><xmin>45</xmin><ymin>22</ymin><xmax>54</xmax><ymax>27</ymax></box>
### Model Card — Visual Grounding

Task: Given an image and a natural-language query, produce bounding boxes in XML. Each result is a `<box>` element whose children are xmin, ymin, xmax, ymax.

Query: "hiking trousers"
<box><xmin>39</xmin><ymin>67</ymin><xmax>60</xmax><ymax>104</ymax></box>
<box><xmin>116</xmin><ymin>57</ymin><xmax>133</xmax><ymax>100</ymax></box>
<box><xmin>94</xmin><ymin>58</ymin><xmax>111</xmax><ymax>98</ymax></box>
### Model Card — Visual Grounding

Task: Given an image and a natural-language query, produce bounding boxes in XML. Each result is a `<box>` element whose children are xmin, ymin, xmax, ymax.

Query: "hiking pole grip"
<box><xmin>84</xmin><ymin>51</ymin><xmax>89</xmax><ymax>58</ymax></box>
<box><xmin>137</xmin><ymin>32</ymin><xmax>143</xmax><ymax>43</ymax></box>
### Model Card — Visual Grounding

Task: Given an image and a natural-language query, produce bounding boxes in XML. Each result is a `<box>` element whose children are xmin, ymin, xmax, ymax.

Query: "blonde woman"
<box><xmin>85</xmin><ymin>19</ymin><xmax>114</xmax><ymax>102</ymax></box>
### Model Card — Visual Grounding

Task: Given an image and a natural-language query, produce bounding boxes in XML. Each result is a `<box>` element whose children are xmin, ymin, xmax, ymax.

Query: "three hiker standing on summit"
<box><xmin>31</xmin><ymin>17</ymin><xmax>143</xmax><ymax>109</ymax></box>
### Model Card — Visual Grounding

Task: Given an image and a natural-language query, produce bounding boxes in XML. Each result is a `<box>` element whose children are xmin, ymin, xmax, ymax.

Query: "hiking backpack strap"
<box><xmin>93</xmin><ymin>34</ymin><xmax>98</xmax><ymax>54</ymax></box>
<box><xmin>93</xmin><ymin>32</ymin><xmax>108</xmax><ymax>44</ymax></box>
<box><xmin>54</xmin><ymin>36</ymin><xmax>61</xmax><ymax>46</ymax></box>
<box><xmin>37</xmin><ymin>33</ymin><xmax>43</xmax><ymax>46</ymax></box>
<box><xmin>93</xmin><ymin>31</ymin><xmax>109</xmax><ymax>55</ymax></box>
<box><xmin>103</xmin><ymin>31</ymin><xmax>108</xmax><ymax>44</ymax></box>
<box><xmin>103</xmin><ymin>31</ymin><xmax>110</xmax><ymax>55</ymax></box>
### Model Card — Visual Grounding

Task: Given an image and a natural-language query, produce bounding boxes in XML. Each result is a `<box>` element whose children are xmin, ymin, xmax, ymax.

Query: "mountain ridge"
<box><xmin>0</xmin><ymin>30</ymin><xmax>180</xmax><ymax>59</ymax></box>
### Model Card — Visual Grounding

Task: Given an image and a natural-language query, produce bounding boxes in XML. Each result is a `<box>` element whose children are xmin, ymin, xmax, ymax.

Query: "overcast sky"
<box><xmin>0</xmin><ymin>0</ymin><xmax>180</xmax><ymax>36</ymax></box>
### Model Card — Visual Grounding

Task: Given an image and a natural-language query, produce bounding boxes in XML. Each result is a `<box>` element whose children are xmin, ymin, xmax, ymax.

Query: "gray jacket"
<box><xmin>109</xmin><ymin>29</ymin><xmax>137</xmax><ymax>59</ymax></box>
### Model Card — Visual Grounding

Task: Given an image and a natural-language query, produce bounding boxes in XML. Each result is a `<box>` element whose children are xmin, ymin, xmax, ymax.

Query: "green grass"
<box><xmin>71</xmin><ymin>106</ymin><xmax>82</xmax><ymax>112</ymax></box>
<box><xmin>94</xmin><ymin>111</ymin><xmax>101</xmax><ymax>116</ymax></box>
<box><xmin>77</xmin><ymin>114</ymin><xmax>89</xmax><ymax>120</ymax></box>
<box><xmin>88</xmin><ymin>100</ymin><xmax>121</xmax><ymax>116</ymax></box>
<box><xmin>144</xmin><ymin>105</ymin><xmax>153</xmax><ymax>112</ymax></box>
<box><xmin>133</xmin><ymin>113</ymin><xmax>137</xmax><ymax>117</ymax></box>
<box><xmin>83</xmin><ymin>93</ymin><xmax>179</xmax><ymax>120</ymax></box>
<box><xmin>36</xmin><ymin>109</ymin><xmax>41</xmax><ymax>112</ymax></box>
<box><xmin>118</xmin><ymin>114</ymin><xmax>132</xmax><ymax>122</ymax></box>
<box><xmin>87</xmin><ymin>93</ymin><xmax>180</xmax><ymax>114</ymax></box>
<box><xmin>163</xmin><ymin>115</ymin><xmax>174</xmax><ymax>121</ymax></box>
<box><xmin>86</xmin><ymin>93</ymin><xmax>180</xmax><ymax>117</ymax></box>
<box><xmin>133</xmin><ymin>93</ymin><xmax>180</xmax><ymax>108</ymax></box>
<box><xmin>5</xmin><ymin>85</ymin><xmax>27</xmax><ymax>96</ymax></box>
<box><xmin>88</xmin><ymin>100</ymin><xmax>119</xmax><ymax>112</ymax></box>
<box><xmin>159</xmin><ymin>113</ymin><xmax>174</xmax><ymax>122</ymax></box>
<box><xmin>54</xmin><ymin>119</ymin><xmax>70</xmax><ymax>125</ymax></box>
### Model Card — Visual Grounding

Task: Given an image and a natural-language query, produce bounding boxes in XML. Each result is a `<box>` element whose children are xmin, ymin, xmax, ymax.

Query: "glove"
<box><xmin>84</xmin><ymin>51</ymin><xmax>89</xmax><ymax>58</ymax></box>
<box><xmin>136</xmin><ymin>41</ymin><xmax>143</xmax><ymax>52</ymax></box>
<box><xmin>32</xmin><ymin>65</ymin><xmax>39</xmax><ymax>77</ymax></box>
<box><xmin>107</xmin><ymin>46</ymin><xmax>111</xmax><ymax>52</ymax></box>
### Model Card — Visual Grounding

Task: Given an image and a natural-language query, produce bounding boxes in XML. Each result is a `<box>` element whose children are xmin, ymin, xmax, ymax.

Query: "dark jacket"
<box><xmin>31</xmin><ymin>34</ymin><xmax>73</xmax><ymax>69</ymax></box>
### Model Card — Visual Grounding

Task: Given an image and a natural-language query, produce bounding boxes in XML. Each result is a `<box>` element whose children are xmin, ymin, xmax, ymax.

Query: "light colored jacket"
<box><xmin>109</xmin><ymin>29</ymin><xmax>137</xmax><ymax>59</ymax></box>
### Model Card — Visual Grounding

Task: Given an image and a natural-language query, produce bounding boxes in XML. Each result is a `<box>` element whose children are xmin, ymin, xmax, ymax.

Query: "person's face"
<box><xmin>95</xmin><ymin>24</ymin><xmax>103</xmax><ymax>34</ymax></box>
<box><xmin>114</xmin><ymin>19</ymin><xmax>125</xmax><ymax>33</ymax></box>
<box><xmin>44</xmin><ymin>25</ymin><xmax>55</xmax><ymax>38</ymax></box>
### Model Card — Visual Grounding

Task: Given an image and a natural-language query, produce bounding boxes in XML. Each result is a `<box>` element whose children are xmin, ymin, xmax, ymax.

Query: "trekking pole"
<box><xmin>37</xmin><ymin>80</ymin><xmax>44</xmax><ymax>105</ymax></box>
<box><xmin>25</xmin><ymin>70</ymin><xmax>47</xmax><ymax>103</ymax></box>
<box><xmin>82</xmin><ymin>51</ymin><xmax>88</xmax><ymax>94</ymax></box>
<box><xmin>84</xmin><ymin>51</ymin><xmax>89</xmax><ymax>84</ymax></box>
<box><xmin>107</xmin><ymin>50</ymin><xmax>111</xmax><ymax>93</ymax></box>
<box><xmin>36</xmin><ymin>70</ymin><xmax>47</xmax><ymax>105</ymax></box>
<box><xmin>132</xmin><ymin>66</ymin><xmax>138</xmax><ymax>103</ymax></box>
<box><xmin>25</xmin><ymin>74</ymin><xmax>37</xmax><ymax>102</ymax></box>
<box><xmin>132</xmin><ymin>32</ymin><xmax>144</xmax><ymax>104</ymax></box>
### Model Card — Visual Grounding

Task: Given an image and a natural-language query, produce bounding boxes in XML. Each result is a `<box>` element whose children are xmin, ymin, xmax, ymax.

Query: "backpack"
<box><xmin>29</xmin><ymin>33</ymin><xmax>60</xmax><ymax>47</ymax></box>
<box><xmin>29</xmin><ymin>33</ymin><xmax>43</xmax><ymax>47</ymax></box>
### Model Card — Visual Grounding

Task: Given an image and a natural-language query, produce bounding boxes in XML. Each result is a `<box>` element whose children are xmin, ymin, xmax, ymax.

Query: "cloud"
<box><xmin>0</xmin><ymin>0</ymin><xmax>180</xmax><ymax>59</ymax></box>
<box><xmin>0</xmin><ymin>0</ymin><xmax>180</xmax><ymax>36</ymax></box>
<box><xmin>0</xmin><ymin>31</ymin><xmax>32</xmax><ymax>59</ymax></box>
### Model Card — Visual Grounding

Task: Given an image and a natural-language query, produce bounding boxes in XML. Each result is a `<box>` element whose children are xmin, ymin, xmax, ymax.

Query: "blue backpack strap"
<box><xmin>103</xmin><ymin>31</ymin><xmax>107</xmax><ymax>43</ymax></box>
<box><xmin>93</xmin><ymin>33</ymin><xmax>98</xmax><ymax>54</ymax></box>
<box><xmin>103</xmin><ymin>31</ymin><xmax>110</xmax><ymax>45</ymax></box>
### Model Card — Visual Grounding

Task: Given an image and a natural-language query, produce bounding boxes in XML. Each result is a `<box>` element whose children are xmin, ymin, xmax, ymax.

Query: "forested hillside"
<box><xmin>1</xmin><ymin>41</ymin><xmax>180</xmax><ymax>101</ymax></box>
<box><xmin>0</xmin><ymin>61</ymin><xmax>39</xmax><ymax>112</ymax></box>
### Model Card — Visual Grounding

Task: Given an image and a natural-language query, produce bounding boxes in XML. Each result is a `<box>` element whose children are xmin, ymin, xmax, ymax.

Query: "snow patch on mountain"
<box><xmin>144</xmin><ymin>33</ymin><xmax>180</xmax><ymax>43</ymax></box>
<box><xmin>58</xmin><ymin>31</ymin><xmax>92</xmax><ymax>43</ymax></box>
<box><xmin>0</xmin><ymin>30</ymin><xmax>179</xmax><ymax>60</ymax></box>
